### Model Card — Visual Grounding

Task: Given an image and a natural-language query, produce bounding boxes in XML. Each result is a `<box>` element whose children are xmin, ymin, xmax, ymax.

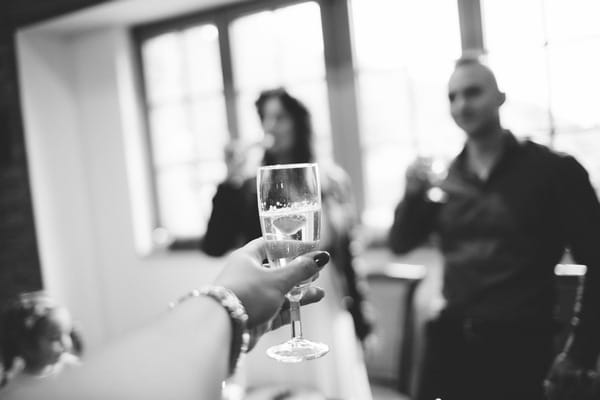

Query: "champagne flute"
<box><xmin>257</xmin><ymin>163</ymin><xmax>329</xmax><ymax>362</ymax></box>
<box><xmin>424</xmin><ymin>157</ymin><xmax>449</xmax><ymax>203</ymax></box>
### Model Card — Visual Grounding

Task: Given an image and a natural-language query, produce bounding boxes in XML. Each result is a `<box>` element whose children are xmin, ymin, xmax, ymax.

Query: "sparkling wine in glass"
<box><xmin>257</xmin><ymin>163</ymin><xmax>329</xmax><ymax>362</ymax></box>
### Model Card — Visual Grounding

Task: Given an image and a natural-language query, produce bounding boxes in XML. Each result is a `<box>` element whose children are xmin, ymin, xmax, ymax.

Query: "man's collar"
<box><xmin>451</xmin><ymin>130</ymin><xmax>520</xmax><ymax>178</ymax></box>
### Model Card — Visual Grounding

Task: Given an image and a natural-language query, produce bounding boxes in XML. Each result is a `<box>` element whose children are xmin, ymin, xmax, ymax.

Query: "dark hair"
<box><xmin>0</xmin><ymin>293</ymin><xmax>82</xmax><ymax>387</ymax></box>
<box><xmin>254</xmin><ymin>88</ymin><xmax>314</xmax><ymax>165</ymax></box>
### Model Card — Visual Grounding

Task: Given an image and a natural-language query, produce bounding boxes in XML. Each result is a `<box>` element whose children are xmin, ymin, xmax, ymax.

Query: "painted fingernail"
<box><xmin>313</xmin><ymin>252</ymin><xmax>330</xmax><ymax>268</ymax></box>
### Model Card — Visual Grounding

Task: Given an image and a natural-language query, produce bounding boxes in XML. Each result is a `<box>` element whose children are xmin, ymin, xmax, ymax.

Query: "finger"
<box><xmin>279</xmin><ymin>287</ymin><xmax>325</xmax><ymax>311</ymax></box>
<box><xmin>273</xmin><ymin>251</ymin><xmax>330</xmax><ymax>293</ymax></box>
<box><xmin>236</xmin><ymin>238</ymin><xmax>267</xmax><ymax>264</ymax></box>
<box><xmin>301</xmin><ymin>287</ymin><xmax>325</xmax><ymax>306</ymax></box>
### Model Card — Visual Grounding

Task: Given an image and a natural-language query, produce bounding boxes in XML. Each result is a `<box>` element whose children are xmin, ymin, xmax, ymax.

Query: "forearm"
<box><xmin>11</xmin><ymin>297</ymin><xmax>232</xmax><ymax>400</ymax></box>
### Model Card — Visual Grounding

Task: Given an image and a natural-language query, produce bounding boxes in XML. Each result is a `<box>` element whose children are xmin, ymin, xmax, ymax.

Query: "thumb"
<box><xmin>274</xmin><ymin>251</ymin><xmax>330</xmax><ymax>293</ymax></box>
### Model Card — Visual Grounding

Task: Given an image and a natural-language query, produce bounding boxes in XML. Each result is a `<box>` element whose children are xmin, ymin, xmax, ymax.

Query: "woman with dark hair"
<box><xmin>202</xmin><ymin>88</ymin><xmax>374</xmax><ymax>398</ymax></box>
<box><xmin>201</xmin><ymin>88</ymin><xmax>315</xmax><ymax>256</ymax></box>
<box><xmin>202</xmin><ymin>88</ymin><xmax>372</xmax><ymax>340</ymax></box>
<box><xmin>255</xmin><ymin>88</ymin><xmax>313</xmax><ymax>166</ymax></box>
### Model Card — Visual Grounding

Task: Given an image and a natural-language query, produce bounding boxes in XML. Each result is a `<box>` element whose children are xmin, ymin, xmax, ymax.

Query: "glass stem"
<box><xmin>290</xmin><ymin>300</ymin><xmax>303</xmax><ymax>339</ymax></box>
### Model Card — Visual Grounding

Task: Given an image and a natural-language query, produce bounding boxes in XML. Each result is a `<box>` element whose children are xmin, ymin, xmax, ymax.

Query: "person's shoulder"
<box><xmin>519</xmin><ymin>138</ymin><xmax>577</xmax><ymax>165</ymax></box>
<box><xmin>520</xmin><ymin>138</ymin><xmax>589</xmax><ymax>178</ymax></box>
<box><xmin>519</xmin><ymin>138</ymin><xmax>555</xmax><ymax>158</ymax></box>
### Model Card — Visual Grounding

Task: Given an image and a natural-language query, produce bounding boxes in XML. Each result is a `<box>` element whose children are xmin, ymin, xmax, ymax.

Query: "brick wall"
<box><xmin>0</xmin><ymin>34</ymin><xmax>42</xmax><ymax>305</ymax></box>
<box><xmin>0</xmin><ymin>0</ymin><xmax>112</xmax><ymax>306</ymax></box>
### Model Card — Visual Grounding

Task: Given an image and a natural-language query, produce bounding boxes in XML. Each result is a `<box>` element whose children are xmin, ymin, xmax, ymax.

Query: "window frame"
<box><xmin>132</xmin><ymin>0</ymin><xmax>358</xmax><ymax>244</ymax></box>
<box><xmin>131</xmin><ymin>0</ymin><xmax>477</xmax><ymax>246</ymax></box>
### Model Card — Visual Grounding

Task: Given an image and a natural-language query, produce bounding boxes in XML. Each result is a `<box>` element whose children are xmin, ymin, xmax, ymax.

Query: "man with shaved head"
<box><xmin>389</xmin><ymin>57</ymin><xmax>600</xmax><ymax>399</ymax></box>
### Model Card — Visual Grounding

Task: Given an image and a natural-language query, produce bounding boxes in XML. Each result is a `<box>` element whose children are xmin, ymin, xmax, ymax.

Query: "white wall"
<box><xmin>17</xmin><ymin>27</ymin><xmax>224</xmax><ymax>352</ymax></box>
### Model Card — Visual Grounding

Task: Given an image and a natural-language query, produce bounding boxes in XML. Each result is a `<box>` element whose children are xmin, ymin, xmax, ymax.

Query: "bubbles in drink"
<box><xmin>260</xmin><ymin>205</ymin><xmax>320</xmax><ymax>272</ymax></box>
<box><xmin>272</xmin><ymin>215</ymin><xmax>307</xmax><ymax>235</ymax></box>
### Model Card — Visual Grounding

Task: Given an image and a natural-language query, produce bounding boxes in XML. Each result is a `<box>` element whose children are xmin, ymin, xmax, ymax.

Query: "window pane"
<box><xmin>482</xmin><ymin>0</ymin><xmax>551</xmax><ymax>144</ymax></box>
<box><xmin>357</xmin><ymin>72</ymin><xmax>413</xmax><ymax>148</ymax></box>
<box><xmin>190</xmin><ymin>97</ymin><xmax>229</xmax><ymax>159</ymax></box>
<box><xmin>230</xmin><ymin>11</ymin><xmax>280</xmax><ymax>91</ymax></box>
<box><xmin>352</xmin><ymin>0</ymin><xmax>461</xmax><ymax>71</ymax></box>
<box><xmin>363</xmin><ymin>146</ymin><xmax>416</xmax><ymax>226</ymax></box>
<box><xmin>230</xmin><ymin>1</ymin><xmax>332</xmax><ymax>161</ymax></box>
<box><xmin>351</xmin><ymin>0</ymin><xmax>461</xmax><ymax>224</ymax></box>
<box><xmin>182</xmin><ymin>25</ymin><xmax>223</xmax><ymax>96</ymax></box>
<box><xmin>545</xmin><ymin>0</ymin><xmax>600</xmax><ymax>42</ymax></box>
<box><xmin>156</xmin><ymin>165</ymin><xmax>203</xmax><ymax>237</ymax></box>
<box><xmin>549</xmin><ymin>39</ymin><xmax>600</xmax><ymax>192</ymax></box>
<box><xmin>548</xmin><ymin>39</ymin><xmax>600</xmax><ymax>132</ymax></box>
<box><xmin>230</xmin><ymin>2</ymin><xmax>325</xmax><ymax>90</ymax></box>
<box><xmin>142</xmin><ymin>33</ymin><xmax>185</xmax><ymax>105</ymax></box>
<box><xmin>149</xmin><ymin>104</ymin><xmax>195</xmax><ymax>167</ymax></box>
<box><xmin>156</xmin><ymin>162</ymin><xmax>226</xmax><ymax>237</ymax></box>
<box><xmin>481</xmin><ymin>0</ymin><xmax>546</xmax><ymax>51</ymax></box>
<box><xmin>411</xmin><ymin>71</ymin><xmax>464</xmax><ymax>155</ymax></box>
<box><xmin>141</xmin><ymin>23</ymin><xmax>229</xmax><ymax>238</ymax></box>
<box><xmin>235</xmin><ymin>90</ymin><xmax>264</xmax><ymax>144</ymax></box>
<box><xmin>486</xmin><ymin>50</ymin><xmax>552</xmax><ymax>144</ymax></box>
<box><xmin>482</xmin><ymin>0</ymin><xmax>600</xmax><ymax>193</ymax></box>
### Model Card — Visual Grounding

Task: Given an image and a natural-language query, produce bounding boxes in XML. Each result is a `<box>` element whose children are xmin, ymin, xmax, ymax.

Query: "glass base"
<box><xmin>266</xmin><ymin>338</ymin><xmax>329</xmax><ymax>363</ymax></box>
<box><xmin>426</xmin><ymin>186</ymin><xmax>447</xmax><ymax>203</ymax></box>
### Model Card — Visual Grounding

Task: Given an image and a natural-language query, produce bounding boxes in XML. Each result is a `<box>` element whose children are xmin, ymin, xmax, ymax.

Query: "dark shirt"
<box><xmin>202</xmin><ymin>179</ymin><xmax>260</xmax><ymax>257</ymax></box>
<box><xmin>389</xmin><ymin>132</ymin><xmax>600</xmax><ymax>365</ymax></box>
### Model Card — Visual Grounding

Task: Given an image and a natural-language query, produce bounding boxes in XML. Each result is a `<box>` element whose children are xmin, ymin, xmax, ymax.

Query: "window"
<box><xmin>482</xmin><ymin>0</ymin><xmax>600</xmax><ymax>188</ymax></box>
<box><xmin>137</xmin><ymin>1</ymin><xmax>330</xmax><ymax>240</ymax></box>
<box><xmin>140</xmin><ymin>24</ymin><xmax>228</xmax><ymax>238</ymax></box>
<box><xmin>137</xmin><ymin>0</ymin><xmax>466</xmax><ymax>240</ymax></box>
<box><xmin>350</xmin><ymin>0</ymin><xmax>462</xmax><ymax>225</ymax></box>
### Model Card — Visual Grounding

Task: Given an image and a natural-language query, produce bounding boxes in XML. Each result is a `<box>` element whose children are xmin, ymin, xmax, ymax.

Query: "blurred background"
<box><xmin>1</xmin><ymin>0</ymin><xmax>599</xmax><ymax>398</ymax></box>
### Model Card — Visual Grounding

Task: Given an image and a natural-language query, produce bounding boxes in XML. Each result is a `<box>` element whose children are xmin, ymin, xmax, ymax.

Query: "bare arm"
<box><xmin>8</xmin><ymin>297</ymin><xmax>230</xmax><ymax>400</ymax></box>
<box><xmin>7</xmin><ymin>240</ymin><xmax>329</xmax><ymax>400</ymax></box>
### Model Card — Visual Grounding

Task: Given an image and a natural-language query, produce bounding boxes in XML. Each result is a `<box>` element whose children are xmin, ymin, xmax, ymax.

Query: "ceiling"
<box><xmin>18</xmin><ymin>0</ymin><xmax>247</xmax><ymax>35</ymax></box>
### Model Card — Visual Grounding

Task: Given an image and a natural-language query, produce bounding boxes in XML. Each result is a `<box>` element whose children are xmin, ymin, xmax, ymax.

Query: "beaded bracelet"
<box><xmin>169</xmin><ymin>286</ymin><xmax>250</xmax><ymax>375</ymax></box>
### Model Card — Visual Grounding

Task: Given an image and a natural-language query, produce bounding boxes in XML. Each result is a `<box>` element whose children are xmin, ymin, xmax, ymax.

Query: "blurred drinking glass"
<box><xmin>424</xmin><ymin>157</ymin><xmax>449</xmax><ymax>203</ymax></box>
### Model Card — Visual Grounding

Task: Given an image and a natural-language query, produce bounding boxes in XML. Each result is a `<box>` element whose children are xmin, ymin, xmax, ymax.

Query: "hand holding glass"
<box><xmin>257</xmin><ymin>163</ymin><xmax>328</xmax><ymax>362</ymax></box>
